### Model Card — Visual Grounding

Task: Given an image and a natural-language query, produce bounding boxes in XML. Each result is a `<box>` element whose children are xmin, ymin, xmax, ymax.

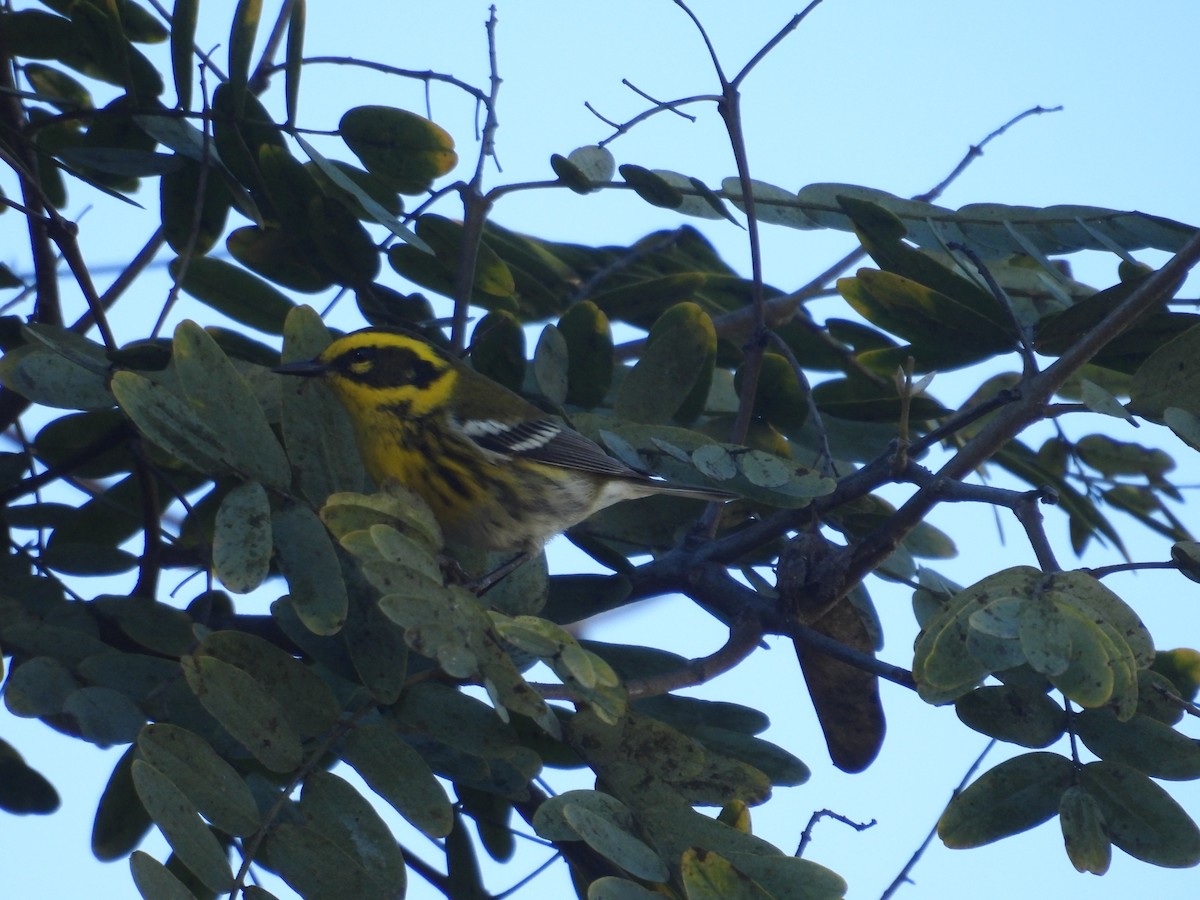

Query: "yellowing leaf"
<box><xmin>340</xmin><ymin>105</ymin><xmax>457</xmax><ymax>195</ymax></box>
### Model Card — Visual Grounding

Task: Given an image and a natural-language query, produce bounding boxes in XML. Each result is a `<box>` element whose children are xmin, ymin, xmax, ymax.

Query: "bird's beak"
<box><xmin>272</xmin><ymin>359</ymin><xmax>328</xmax><ymax>378</ymax></box>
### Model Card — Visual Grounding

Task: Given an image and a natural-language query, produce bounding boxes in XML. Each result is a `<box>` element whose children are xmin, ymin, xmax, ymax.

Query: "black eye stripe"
<box><xmin>334</xmin><ymin>344</ymin><xmax>444</xmax><ymax>390</ymax></box>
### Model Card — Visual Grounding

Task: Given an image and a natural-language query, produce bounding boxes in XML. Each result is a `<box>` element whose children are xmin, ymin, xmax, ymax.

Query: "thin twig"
<box><xmin>449</xmin><ymin>7</ymin><xmax>502</xmax><ymax>351</ymax></box>
<box><xmin>672</xmin><ymin>0</ymin><xmax>727</xmax><ymax>83</ymax></box>
<box><xmin>621</xmin><ymin>79</ymin><xmax>697</xmax><ymax>121</ymax></box>
<box><xmin>587</xmin><ymin>93</ymin><xmax>716</xmax><ymax>148</ymax></box>
<box><xmin>1084</xmin><ymin>559</ymin><xmax>1178</xmax><ymax>579</ymax></box>
<box><xmin>949</xmin><ymin>242</ymin><xmax>1039</xmax><ymax>375</ymax></box>
<box><xmin>795</xmin><ymin>809</ymin><xmax>876</xmax><ymax>858</ymax></box>
<box><xmin>833</xmin><ymin>226</ymin><xmax>1200</xmax><ymax>613</ymax></box>
<box><xmin>914</xmin><ymin>105</ymin><xmax>1062</xmax><ymax>204</ymax></box>
<box><xmin>733</xmin><ymin>2</ymin><xmax>826</xmax><ymax>87</ymax></box>
<box><xmin>907</xmin><ymin>388</ymin><xmax>1020</xmax><ymax>457</ymax></box>
<box><xmin>266</xmin><ymin>56</ymin><xmax>487</xmax><ymax>102</ymax></box>
<box><xmin>878</xmin><ymin>741</ymin><xmax>996</xmax><ymax>900</ymax></box>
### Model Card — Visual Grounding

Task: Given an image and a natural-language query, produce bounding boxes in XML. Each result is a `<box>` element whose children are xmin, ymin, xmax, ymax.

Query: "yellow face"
<box><xmin>314</xmin><ymin>330</ymin><xmax>458</xmax><ymax>421</ymax></box>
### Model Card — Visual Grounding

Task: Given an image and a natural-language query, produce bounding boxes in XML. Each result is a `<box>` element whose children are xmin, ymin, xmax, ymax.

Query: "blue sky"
<box><xmin>3</xmin><ymin>2</ymin><xmax>1200</xmax><ymax>898</ymax></box>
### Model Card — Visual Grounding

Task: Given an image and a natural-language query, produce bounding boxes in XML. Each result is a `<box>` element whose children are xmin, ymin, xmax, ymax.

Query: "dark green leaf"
<box><xmin>566</xmin><ymin>803</ymin><xmax>668</xmax><ymax>881</ymax></box>
<box><xmin>180</xmin><ymin>653</ymin><xmax>303</xmax><ymax>773</ymax></box>
<box><xmin>93</xmin><ymin>747</ymin><xmax>153</xmax><ymax>859</ymax></box>
<box><xmin>620</xmin><ymin>164</ymin><xmax>683</xmax><ymax>209</ymax></box>
<box><xmin>0</xmin><ymin>343</ymin><xmax>112</xmax><ymax>411</ymax></box>
<box><xmin>278</xmin><ymin>307</ymin><xmax>366</xmax><ymax>505</ymax></box>
<box><xmin>811</xmin><ymin>377</ymin><xmax>948</xmax><ymax>423</ymax></box>
<box><xmin>227</xmin><ymin>224</ymin><xmax>335</xmax><ymax>293</ymax></box>
<box><xmin>24</xmin><ymin>63</ymin><xmax>92</xmax><ymax>111</ymax></box>
<box><xmin>195</xmin><ymin>630</ymin><xmax>340</xmax><ymax>737</ymax></box>
<box><xmin>4</xmin><ymin>656</ymin><xmax>78</xmax><ymax>718</ymax></box>
<box><xmin>1074</xmin><ymin>709</ymin><xmax>1200</xmax><ymax>780</ymax></box>
<box><xmin>954</xmin><ymin>684</ymin><xmax>1064</xmax><ymax>747</ymax></box>
<box><xmin>295</xmin><ymin>134</ymin><xmax>426</xmax><ymax>251</ymax></box>
<box><xmin>161</xmin><ymin>160</ymin><xmax>232</xmax><ymax>255</ymax></box>
<box><xmin>131</xmin><ymin>761</ymin><xmax>233</xmax><ymax>893</ymax></box>
<box><xmin>938</xmin><ymin>752</ymin><xmax>1074</xmax><ymax>848</ymax></box>
<box><xmin>306</xmin><ymin>193</ymin><xmax>381</xmax><ymax>287</ymax></box>
<box><xmin>138</xmin><ymin>724</ymin><xmax>261</xmax><ymax>836</ymax></box>
<box><xmin>681</xmin><ymin>847</ymin><xmax>772</xmax><ymax>900</ymax></box>
<box><xmin>272</xmin><ymin>501</ymin><xmax>350</xmax><ymax>635</ymax></box>
<box><xmin>262</xmin><ymin>820</ymin><xmax>398</xmax><ymax>900</ymax></box>
<box><xmin>62</xmin><ymin>685</ymin><xmax>145</xmax><ymax>746</ymax></box>
<box><xmin>212</xmin><ymin>481</ymin><xmax>272</xmax><ymax>594</ymax></box>
<box><xmin>33</xmin><ymin>408</ymin><xmax>129</xmax><ymax>479</ymax></box>
<box><xmin>1130</xmin><ymin>320</ymin><xmax>1200</xmax><ymax>418</ymax></box>
<box><xmin>284</xmin><ymin>0</ymin><xmax>304</xmax><ymax>125</ymax></box>
<box><xmin>1081</xmin><ymin>761</ymin><xmax>1200</xmax><ymax>867</ymax></box>
<box><xmin>533</xmin><ymin>324</ymin><xmax>569</xmax><ymax>406</ymax></box>
<box><xmin>173</xmin><ymin>320</ymin><xmax>291</xmax><ymax>488</ymax></box>
<box><xmin>130</xmin><ymin>851</ymin><xmax>199</xmax><ymax>900</ymax></box>
<box><xmin>110</xmin><ymin>370</ymin><xmax>227</xmax><ymax>475</ymax></box>
<box><xmin>170</xmin><ymin>0</ymin><xmax>199</xmax><ymax>107</ymax></box>
<box><xmin>469</xmin><ymin>311</ymin><xmax>526</xmax><ymax>393</ymax></box>
<box><xmin>841</xmin><ymin>269</ymin><xmax>1012</xmax><ymax>372</ymax></box>
<box><xmin>211</xmin><ymin>83</ymin><xmax>284</xmax><ymax>197</ymax></box>
<box><xmin>340</xmin><ymin>722</ymin><xmax>454</xmax><ymax>839</ymax></box>
<box><xmin>297</xmin><ymin>772</ymin><xmax>408</xmax><ymax>893</ymax></box>
<box><xmin>614</xmin><ymin>302</ymin><xmax>715</xmax><ymax>424</ymax></box>
<box><xmin>558</xmin><ymin>300</ymin><xmax>613</xmax><ymax>409</ymax></box>
<box><xmin>0</xmin><ymin>741</ymin><xmax>59</xmax><ymax>814</ymax></box>
<box><xmin>1059</xmin><ymin>785</ymin><xmax>1111</xmax><ymax>875</ymax></box>
<box><xmin>340</xmin><ymin>105</ymin><xmax>458</xmax><ymax>194</ymax></box>
<box><xmin>227</xmin><ymin>0</ymin><xmax>263</xmax><ymax>99</ymax></box>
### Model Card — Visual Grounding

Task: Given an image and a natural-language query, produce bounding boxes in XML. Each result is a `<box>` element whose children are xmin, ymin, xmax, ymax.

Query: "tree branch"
<box><xmin>832</xmin><ymin>226</ymin><xmax>1200</xmax><ymax>608</ymax></box>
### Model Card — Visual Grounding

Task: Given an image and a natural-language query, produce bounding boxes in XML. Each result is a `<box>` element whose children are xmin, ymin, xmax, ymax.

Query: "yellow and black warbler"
<box><xmin>275</xmin><ymin>328</ymin><xmax>735</xmax><ymax>553</ymax></box>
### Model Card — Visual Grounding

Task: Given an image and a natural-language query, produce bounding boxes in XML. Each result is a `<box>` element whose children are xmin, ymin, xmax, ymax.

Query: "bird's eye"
<box><xmin>349</xmin><ymin>347</ymin><xmax>373</xmax><ymax>365</ymax></box>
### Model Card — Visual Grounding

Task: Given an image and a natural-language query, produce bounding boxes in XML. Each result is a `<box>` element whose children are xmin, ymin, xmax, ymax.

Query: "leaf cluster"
<box><xmin>2</xmin><ymin>3</ymin><xmax>1200</xmax><ymax>900</ymax></box>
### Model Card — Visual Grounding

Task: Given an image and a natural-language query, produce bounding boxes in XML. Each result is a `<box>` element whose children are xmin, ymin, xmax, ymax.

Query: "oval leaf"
<box><xmin>340</xmin><ymin>105</ymin><xmax>457</xmax><ymax>195</ymax></box>
<box><xmin>1081</xmin><ymin>761</ymin><xmax>1200</xmax><ymax>867</ymax></box>
<box><xmin>340</xmin><ymin>722</ymin><xmax>454</xmax><ymax>839</ymax></box>
<box><xmin>180</xmin><ymin>654</ymin><xmax>303</xmax><ymax>773</ymax></box>
<box><xmin>212</xmin><ymin>481</ymin><xmax>272</xmax><ymax>594</ymax></box>
<box><xmin>131</xmin><ymin>761</ymin><xmax>233</xmax><ymax>893</ymax></box>
<box><xmin>938</xmin><ymin>752</ymin><xmax>1074</xmax><ymax>848</ymax></box>
<box><xmin>272</xmin><ymin>501</ymin><xmax>349</xmax><ymax>635</ymax></box>
<box><xmin>138</xmin><ymin>724</ymin><xmax>261</xmax><ymax>837</ymax></box>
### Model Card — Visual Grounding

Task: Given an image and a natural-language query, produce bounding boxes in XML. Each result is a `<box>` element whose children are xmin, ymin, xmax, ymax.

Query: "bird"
<box><xmin>274</xmin><ymin>327</ymin><xmax>735</xmax><ymax>555</ymax></box>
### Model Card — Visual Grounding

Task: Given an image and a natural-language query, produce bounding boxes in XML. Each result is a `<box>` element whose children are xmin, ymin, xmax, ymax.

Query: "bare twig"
<box><xmin>1084</xmin><ymin>559</ymin><xmax>1178</xmax><ymax>579</ymax></box>
<box><xmin>914</xmin><ymin>105</ymin><xmax>1062</xmax><ymax>204</ymax></box>
<box><xmin>621</xmin><ymin>78</ymin><xmax>697</xmax><ymax>122</ymax></box>
<box><xmin>588</xmin><ymin>93</ymin><xmax>716</xmax><ymax>148</ymax></box>
<box><xmin>878</xmin><ymin>741</ymin><xmax>996</xmax><ymax>899</ymax></box>
<box><xmin>449</xmin><ymin>7</ymin><xmax>503</xmax><ymax>351</ymax></box>
<box><xmin>267</xmin><ymin>56</ymin><xmax>487</xmax><ymax>102</ymax></box>
<box><xmin>611</xmin><ymin>101</ymin><xmax>1054</xmax><ymax>369</ymax></box>
<box><xmin>733</xmin><ymin>2</ymin><xmax>826</xmax><ymax>87</ymax></box>
<box><xmin>833</xmin><ymin>226</ymin><xmax>1200</xmax><ymax>612</ymax></box>
<box><xmin>795</xmin><ymin>808</ymin><xmax>876</xmax><ymax>858</ymax></box>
